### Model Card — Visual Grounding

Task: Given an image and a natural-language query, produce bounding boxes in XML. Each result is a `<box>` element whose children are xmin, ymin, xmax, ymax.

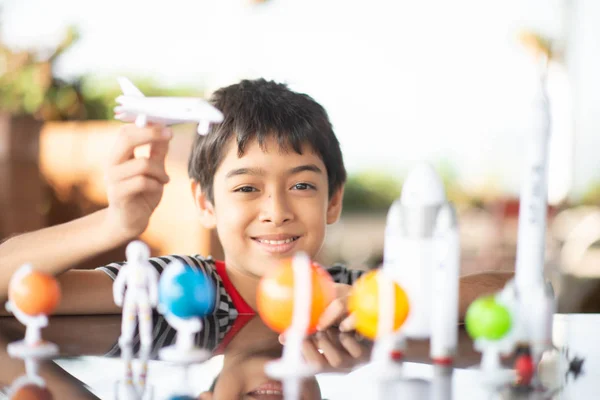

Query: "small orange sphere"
<box><xmin>11</xmin><ymin>384</ymin><xmax>53</xmax><ymax>400</ymax></box>
<box><xmin>257</xmin><ymin>258</ymin><xmax>335</xmax><ymax>334</ymax></box>
<box><xmin>9</xmin><ymin>271</ymin><xmax>61</xmax><ymax>316</ymax></box>
<box><xmin>348</xmin><ymin>270</ymin><xmax>410</xmax><ymax>340</ymax></box>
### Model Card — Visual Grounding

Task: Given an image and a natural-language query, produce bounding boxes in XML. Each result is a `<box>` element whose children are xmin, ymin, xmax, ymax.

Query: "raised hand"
<box><xmin>104</xmin><ymin>124</ymin><xmax>172</xmax><ymax>241</ymax></box>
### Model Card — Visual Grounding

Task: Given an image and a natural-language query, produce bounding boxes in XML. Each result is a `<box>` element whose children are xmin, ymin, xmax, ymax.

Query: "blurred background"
<box><xmin>0</xmin><ymin>0</ymin><xmax>599</xmax><ymax>311</ymax></box>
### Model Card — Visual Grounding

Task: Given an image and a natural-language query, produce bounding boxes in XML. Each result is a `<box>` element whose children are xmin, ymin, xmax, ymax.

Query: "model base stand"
<box><xmin>159</xmin><ymin>346</ymin><xmax>211</xmax><ymax>365</ymax></box>
<box><xmin>7</xmin><ymin>340</ymin><xmax>59</xmax><ymax>359</ymax></box>
<box><xmin>6</xmin><ymin>264</ymin><xmax>62</xmax><ymax>360</ymax></box>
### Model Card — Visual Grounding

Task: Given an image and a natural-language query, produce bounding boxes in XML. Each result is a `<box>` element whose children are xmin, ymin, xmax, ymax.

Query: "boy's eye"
<box><xmin>234</xmin><ymin>186</ymin><xmax>258</xmax><ymax>193</ymax></box>
<box><xmin>291</xmin><ymin>183</ymin><xmax>315</xmax><ymax>191</ymax></box>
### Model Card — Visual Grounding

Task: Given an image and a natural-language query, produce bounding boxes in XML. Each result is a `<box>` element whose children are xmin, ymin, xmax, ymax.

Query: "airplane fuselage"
<box><xmin>116</xmin><ymin>96</ymin><xmax>223</xmax><ymax>123</ymax></box>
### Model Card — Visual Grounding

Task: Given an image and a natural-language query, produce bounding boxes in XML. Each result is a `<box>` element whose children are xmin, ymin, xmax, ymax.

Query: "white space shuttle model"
<box><xmin>383</xmin><ymin>162</ymin><xmax>460</xmax><ymax>363</ymax></box>
<box><xmin>114</xmin><ymin>77</ymin><xmax>224</xmax><ymax>135</ymax></box>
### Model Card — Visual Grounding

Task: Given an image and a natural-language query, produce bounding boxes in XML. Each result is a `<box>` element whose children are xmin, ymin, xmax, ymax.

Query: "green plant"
<box><xmin>0</xmin><ymin>17</ymin><xmax>203</xmax><ymax>121</ymax></box>
<box><xmin>342</xmin><ymin>171</ymin><xmax>402</xmax><ymax>214</ymax></box>
<box><xmin>580</xmin><ymin>181</ymin><xmax>600</xmax><ymax>206</ymax></box>
<box><xmin>0</xmin><ymin>25</ymin><xmax>88</xmax><ymax>120</ymax></box>
<box><xmin>80</xmin><ymin>76</ymin><xmax>203</xmax><ymax>120</ymax></box>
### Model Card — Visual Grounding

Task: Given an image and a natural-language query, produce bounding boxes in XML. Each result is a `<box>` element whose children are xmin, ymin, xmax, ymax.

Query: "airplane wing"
<box><xmin>117</xmin><ymin>76</ymin><xmax>145</xmax><ymax>97</ymax></box>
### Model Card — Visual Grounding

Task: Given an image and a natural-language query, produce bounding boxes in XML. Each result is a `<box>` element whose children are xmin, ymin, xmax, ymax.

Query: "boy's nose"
<box><xmin>259</xmin><ymin>193</ymin><xmax>294</xmax><ymax>226</ymax></box>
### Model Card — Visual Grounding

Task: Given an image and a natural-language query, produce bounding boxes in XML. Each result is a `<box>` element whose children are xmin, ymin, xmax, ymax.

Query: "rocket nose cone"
<box><xmin>400</xmin><ymin>163</ymin><xmax>446</xmax><ymax>206</ymax></box>
<box><xmin>433</xmin><ymin>203</ymin><xmax>457</xmax><ymax>233</ymax></box>
<box><xmin>385</xmin><ymin>199</ymin><xmax>403</xmax><ymax>226</ymax></box>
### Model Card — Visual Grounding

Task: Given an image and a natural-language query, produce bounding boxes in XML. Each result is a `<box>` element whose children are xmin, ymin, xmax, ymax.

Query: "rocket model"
<box><xmin>383</xmin><ymin>162</ymin><xmax>460</xmax><ymax>363</ymax></box>
<box><xmin>503</xmin><ymin>55</ymin><xmax>556</xmax><ymax>378</ymax></box>
<box><xmin>343</xmin><ymin>363</ymin><xmax>454</xmax><ymax>400</ymax></box>
<box><xmin>463</xmin><ymin>55</ymin><xmax>556</xmax><ymax>388</ymax></box>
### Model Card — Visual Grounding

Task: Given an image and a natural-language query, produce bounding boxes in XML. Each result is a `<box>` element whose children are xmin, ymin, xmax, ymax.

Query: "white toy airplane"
<box><xmin>114</xmin><ymin>77</ymin><xmax>224</xmax><ymax>135</ymax></box>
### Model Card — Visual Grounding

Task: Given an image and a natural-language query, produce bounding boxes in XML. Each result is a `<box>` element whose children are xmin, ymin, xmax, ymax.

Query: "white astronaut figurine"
<box><xmin>383</xmin><ymin>163</ymin><xmax>460</xmax><ymax>363</ymax></box>
<box><xmin>116</xmin><ymin>342</ymin><xmax>153</xmax><ymax>400</ymax></box>
<box><xmin>113</xmin><ymin>241</ymin><xmax>159</xmax><ymax>348</ymax></box>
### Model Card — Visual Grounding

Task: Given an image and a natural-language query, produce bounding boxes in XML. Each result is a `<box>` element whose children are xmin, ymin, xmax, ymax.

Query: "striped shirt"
<box><xmin>97</xmin><ymin>254</ymin><xmax>364</xmax><ymax>357</ymax></box>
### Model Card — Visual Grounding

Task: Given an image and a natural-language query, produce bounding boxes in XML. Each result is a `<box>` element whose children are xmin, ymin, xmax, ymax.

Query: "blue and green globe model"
<box><xmin>158</xmin><ymin>264</ymin><xmax>215</xmax><ymax>318</ymax></box>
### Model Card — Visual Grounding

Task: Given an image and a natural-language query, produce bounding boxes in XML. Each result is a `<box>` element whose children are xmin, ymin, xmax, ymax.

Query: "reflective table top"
<box><xmin>0</xmin><ymin>313</ymin><xmax>598</xmax><ymax>399</ymax></box>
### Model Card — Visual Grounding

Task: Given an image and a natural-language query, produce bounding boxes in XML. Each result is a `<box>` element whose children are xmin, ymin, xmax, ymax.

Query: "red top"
<box><xmin>214</xmin><ymin>260</ymin><xmax>255</xmax><ymax>314</ymax></box>
<box><xmin>212</xmin><ymin>260</ymin><xmax>256</xmax><ymax>355</ymax></box>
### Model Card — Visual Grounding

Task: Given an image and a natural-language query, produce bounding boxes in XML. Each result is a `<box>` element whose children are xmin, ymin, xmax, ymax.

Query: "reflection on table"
<box><xmin>0</xmin><ymin>313</ymin><xmax>598</xmax><ymax>399</ymax></box>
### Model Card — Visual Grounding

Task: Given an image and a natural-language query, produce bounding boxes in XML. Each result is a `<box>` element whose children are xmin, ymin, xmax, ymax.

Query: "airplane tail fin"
<box><xmin>117</xmin><ymin>76</ymin><xmax>145</xmax><ymax>97</ymax></box>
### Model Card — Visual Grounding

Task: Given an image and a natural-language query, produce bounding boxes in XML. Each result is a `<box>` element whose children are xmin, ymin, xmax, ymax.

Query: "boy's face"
<box><xmin>198</xmin><ymin>317</ymin><xmax>321</xmax><ymax>399</ymax></box>
<box><xmin>194</xmin><ymin>135</ymin><xmax>343</xmax><ymax>277</ymax></box>
<box><xmin>204</xmin><ymin>354</ymin><xmax>322</xmax><ymax>400</ymax></box>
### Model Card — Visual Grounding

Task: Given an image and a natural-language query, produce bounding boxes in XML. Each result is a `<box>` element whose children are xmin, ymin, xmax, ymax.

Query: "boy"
<box><xmin>196</xmin><ymin>317</ymin><xmax>371</xmax><ymax>400</ymax></box>
<box><xmin>0</xmin><ymin>79</ymin><xmax>511</xmax><ymax>330</ymax></box>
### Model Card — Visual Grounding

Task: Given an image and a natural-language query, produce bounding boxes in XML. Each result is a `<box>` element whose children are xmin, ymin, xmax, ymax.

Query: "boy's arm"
<box><xmin>148</xmin><ymin>267</ymin><xmax>159</xmax><ymax>307</ymax></box>
<box><xmin>111</xmin><ymin>267</ymin><xmax>127</xmax><ymax>307</ymax></box>
<box><xmin>458</xmin><ymin>271</ymin><xmax>514</xmax><ymax>321</ymax></box>
<box><xmin>0</xmin><ymin>124</ymin><xmax>172</xmax><ymax>309</ymax></box>
<box><xmin>328</xmin><ymin>270</ymin><xmax>515</xmax><ymax>332</ymax></box>
<box><xmin>55</xmin><ymin>270</ymin><xmax>121</xmax><ymax>315</ymax></box>
<box><xmin>0</xmin><ymin>209</ymin><xmax>124</xmax><ymax>300</ymax></box>
<box><xmin>0</xmin><ymin>270</ymin><xmax>121</xmax><ymax>316</ymax></box>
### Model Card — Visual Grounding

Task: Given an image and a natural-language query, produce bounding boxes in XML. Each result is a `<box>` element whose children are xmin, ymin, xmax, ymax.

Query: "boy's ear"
<box><xmin>326</xmin><ymin>185</ymin><xmax>344</xmax><ymax>224</ymax></box>
<box><xmin>191</xmin><ymin>180</ymin><xmax>217</xmax><ymax>229</ymax></box>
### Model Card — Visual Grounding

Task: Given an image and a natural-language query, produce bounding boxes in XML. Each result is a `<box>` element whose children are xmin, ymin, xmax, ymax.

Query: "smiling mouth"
<box><xmin>246</xmin><ymin>381</ymin><xmax>284</xmax><ymax>399</ymax></box>
<box><xmin>247</xmin><ymin>389</ymin><xmax>283</xmax><ymax>397</ymax></box>
<box><xmin>252</xmin><ymin>236</ymin><xmax>300</xmax><ymax>245</ymax></box>
<box><xmin>250</xmin><ymin>236</ymin><xmax>301</xmax><ymax>254</ymax></box>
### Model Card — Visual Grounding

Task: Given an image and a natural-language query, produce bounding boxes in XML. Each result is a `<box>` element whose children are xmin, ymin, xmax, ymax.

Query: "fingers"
<box><xmin>339</xmin><ymin>332</ymin><xmax>366</xmax><ymax>359</ymax></box>
<box><xmin>302</xmin><ymin>338</ymin><xmax>328</xmax><ymax>370</ymax></box>
<box><xmin>106</xmin><ymin>157</ymin><xmax>170</xmax><ymax>185</ymax></box>
<box><xmin>317</xmin><ymin>297</ymin><xmax>346</xmax><ymax>331</ymax></box>
<box><xmin>339</xmin><ymin>314</ymin><xmax>356</xmax><ymax>332</ymax></box>
<box><xmin>149</xmin><ymin>135</ymin><xmax>170</xmax><ymax>162</ymax></box>
<box><xmin>295</xmin><ymin>328</ymin><xmax>370</xmax><ymax>371</ymax></box>
<box><xmin>105</xmin><ymin>124</ymin><xmax>171</xmax><ymax>203</ymax></box>
<box><xmin>315</xmin><ymin>332</ymin><xmax>345</xmax><ymax>368</ymax></box>
<box><xmin>110</xmin><ymin>175</ymin><xmax>164</xmax><ymax>200</ymax></box>
<box><xmin>110</xmin><ymin>124</ymin><xmax>172</xmax><ymax>165</ymax></box>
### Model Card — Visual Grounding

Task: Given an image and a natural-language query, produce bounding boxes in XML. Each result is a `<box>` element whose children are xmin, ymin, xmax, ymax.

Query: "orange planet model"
<box><xmin>9</xmin><ymin>271</ymin><xmax>61</xmax><ymax>316</ymax></box>
<box><xmin>11</xmin><ymin>385</ymin><xmax>53</xmax><ymax>400</ymax></box>
<box><xmin>348</xmin><ymin>270</ymin><xmax>410</xmax><ymax>340</ymax></box>
<box><xmin>257</xmin><ymin>258</ymin><xmax>335</xmax><ymax>334</ymax></box>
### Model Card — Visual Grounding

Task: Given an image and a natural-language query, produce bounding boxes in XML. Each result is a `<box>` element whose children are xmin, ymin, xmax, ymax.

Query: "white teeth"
<box><xmin>254</xmin><ymin>390</ymin><xmax>282</xmax><ymax>395</ymax></box>
<box><xmin>257</xmin><ymin>237</ymin><xmax>297</xmax><ymax>245</ymax></box>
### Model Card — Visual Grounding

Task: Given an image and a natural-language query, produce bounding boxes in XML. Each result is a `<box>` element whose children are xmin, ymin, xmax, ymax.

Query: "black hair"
<box><xmin>188</xmin><ymin>79</ymin><xmax>346</xmax><ymax>203</ymax></box>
